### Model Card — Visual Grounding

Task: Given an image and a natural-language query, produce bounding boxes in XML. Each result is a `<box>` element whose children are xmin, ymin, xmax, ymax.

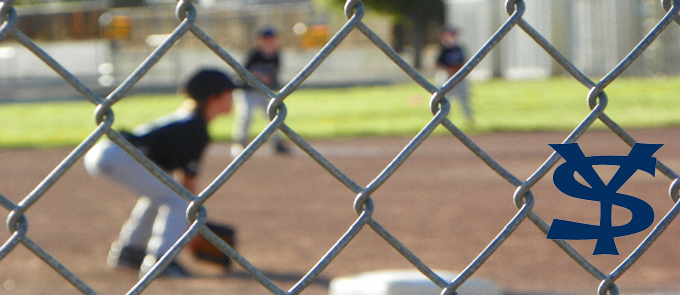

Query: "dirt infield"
<box><xmin>0</xmin><ymin>129</ymin><xmax>679</xmax><ymax>295</ymax></box>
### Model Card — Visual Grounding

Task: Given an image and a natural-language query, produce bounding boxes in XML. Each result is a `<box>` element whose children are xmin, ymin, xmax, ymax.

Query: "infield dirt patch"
<box><xmin>0</xmin><ymin>129</ymin><xmax>678</xmax><ymax>295</ymax></box>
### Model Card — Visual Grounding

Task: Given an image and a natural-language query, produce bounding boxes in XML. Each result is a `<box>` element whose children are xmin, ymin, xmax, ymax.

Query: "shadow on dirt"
<box><xmin>218</xmin><ymin>270</ymin><xmax>331</xmax><ymax>288</ymax></box>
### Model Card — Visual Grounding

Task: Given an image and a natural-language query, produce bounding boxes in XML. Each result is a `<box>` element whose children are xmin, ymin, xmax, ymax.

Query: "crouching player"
<box><xmin>84</xmin><ymin>69</ymin><xmax>235</xmax><ymax>277</ymax></box>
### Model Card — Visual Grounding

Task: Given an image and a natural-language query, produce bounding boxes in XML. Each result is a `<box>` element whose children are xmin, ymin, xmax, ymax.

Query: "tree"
<box><xmin>317</xmin><ymin>0</ymin><xmax>445</xmax><ymax>69</ymax></box>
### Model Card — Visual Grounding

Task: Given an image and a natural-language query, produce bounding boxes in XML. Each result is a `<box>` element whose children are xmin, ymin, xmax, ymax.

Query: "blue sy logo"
<box><xmin>547</xmin><ymin>143</ymin><xmax>662</xmax><ymax>255</ymax></box>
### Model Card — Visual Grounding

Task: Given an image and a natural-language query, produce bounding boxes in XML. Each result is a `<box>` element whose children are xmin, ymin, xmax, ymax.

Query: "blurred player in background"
<box><xmin>84</xmin><ymin>69</ymin><xmax>236</xmax><ymax>277</ymax></box>
<box><xmin>435</xmin><ymin>27</ymin><xmax>473</xmax><ymax>124</ymax></box>
<box><xmin>231</xmin><ymin>27</ymin><xmax>290</xmax><ymax>157</ymax></box>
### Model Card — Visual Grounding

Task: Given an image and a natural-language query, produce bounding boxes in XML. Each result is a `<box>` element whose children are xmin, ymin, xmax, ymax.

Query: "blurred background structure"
<box><xmin>445</xmin><ymin>0</ymin><xmax>680</xmax><ymax>80</ymax></box>
<box><xmin>1</xmin><ymin>0</ymin><xmax>679</xmax><ymax>102</ymax></box>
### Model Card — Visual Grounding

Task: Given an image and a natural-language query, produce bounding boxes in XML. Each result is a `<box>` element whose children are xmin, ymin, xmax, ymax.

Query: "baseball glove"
<box><xmin>188</xmin><ymin>222</ymin><xmax>236</xmax><ymax>271</ymax></box>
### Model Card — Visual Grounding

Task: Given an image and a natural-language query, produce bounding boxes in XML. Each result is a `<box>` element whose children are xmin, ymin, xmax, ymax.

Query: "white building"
<box><xmin>444</xmin><ymin>0</ymin><xmax>680</xmax><ymax>79</ymax></box>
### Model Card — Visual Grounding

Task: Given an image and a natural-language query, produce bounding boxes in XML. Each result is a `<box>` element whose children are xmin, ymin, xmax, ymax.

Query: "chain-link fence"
<box><xmin>1</xmin><ymin>0</ymin><xmax>680</xmax><ymax>294</ymax></box>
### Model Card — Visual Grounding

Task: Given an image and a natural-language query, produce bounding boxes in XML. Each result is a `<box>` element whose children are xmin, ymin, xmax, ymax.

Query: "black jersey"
<box><xmin>122</xmin><ymin>110</ymin><xmax>209</xmax><ymax>176</ymax></box>
<box><xmin>437</xmin><ymin>44</ymin><xmax>466</xmax><ymax>68</ymax></box>
<box><xmin>244</xmin><ymin>49</ymin><xmax>280</xmax><ymax>88</ymax></box>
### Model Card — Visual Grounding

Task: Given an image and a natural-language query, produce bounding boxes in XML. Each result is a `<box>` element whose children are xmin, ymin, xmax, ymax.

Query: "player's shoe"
<box><xmin>106</xmin><ymin>241</ymin><xmax>145</xmax><ymax>270</ymax></box>
<box><xmin>230</xmin><ymin>144</ymin><xmax>244</xmax><ymax>158</ymax></box>
<box><xmin>139</xmin><ymin>255</ymin><xmax>192</xmax><ymax>278</ymax></box>
<box><xmin>274</xmin><ymin>142</ymin><xmax>290</xmax><ymax>155</ymax></box>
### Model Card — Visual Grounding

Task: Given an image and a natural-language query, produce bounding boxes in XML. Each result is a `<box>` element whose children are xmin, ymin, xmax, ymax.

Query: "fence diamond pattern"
<box><xmin>1</xmin><ymin>0</ymin><xmax>680</xmax><ymax>294</ymax></box>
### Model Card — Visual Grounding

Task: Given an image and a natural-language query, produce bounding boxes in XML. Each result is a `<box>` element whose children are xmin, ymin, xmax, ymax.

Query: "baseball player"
<box><xmin>231</xmin><ymin>27</ymin><xmax>290</xmax><ymax>157</ymax></box>
<box><xmin>84</xmin><ymin>69</ymin><xmax>236</xmax><ymax>277</ymax></box>
<box><xmin>435</xmin><ymin>27</ymin><xmax>473</xmax><ymax>123</ymax></box>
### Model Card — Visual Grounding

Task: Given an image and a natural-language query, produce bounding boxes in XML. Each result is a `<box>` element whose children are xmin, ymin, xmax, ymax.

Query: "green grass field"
<box><xmin>1</xmin><ymin>76</ymin><xmax>680</xmax><ymax>149</ymax></box>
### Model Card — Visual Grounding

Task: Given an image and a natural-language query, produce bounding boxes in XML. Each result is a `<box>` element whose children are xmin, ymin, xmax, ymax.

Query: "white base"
<box><xmin>328</xmin><ymin>269</ymin><xmax>502</xmax><ymax>295</ymax></box>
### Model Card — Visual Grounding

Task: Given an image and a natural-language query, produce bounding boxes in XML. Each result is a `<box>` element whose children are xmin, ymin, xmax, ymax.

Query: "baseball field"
<box><xmin>1</xmin><ymin>80</ymin><xmax>679</xmax><ymax>294</ymax></box>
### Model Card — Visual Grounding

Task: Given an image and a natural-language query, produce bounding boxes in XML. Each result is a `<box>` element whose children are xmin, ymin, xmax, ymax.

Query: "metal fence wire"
<box><xmin>1</xmin><ymin>0</ymin><xmax>680</xmax><ymax>294</ymax></box>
